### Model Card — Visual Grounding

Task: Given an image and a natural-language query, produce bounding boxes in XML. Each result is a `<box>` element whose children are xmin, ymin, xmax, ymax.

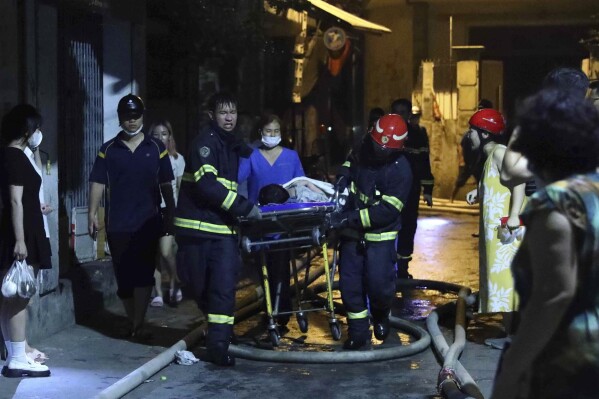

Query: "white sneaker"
<box><xmin>150</xmin><ymin>296</ymin><xmax>164</xmax><ymax>307</ymax></box>
<box><xmin>169</xmin><ymin>288</ymin><xmax>183</xmax><ymax>303</ymax></box>
<box><xmin>4</xmin><ymin>357</ymin><xmax>50</xmax><ymax>378</ymax></box>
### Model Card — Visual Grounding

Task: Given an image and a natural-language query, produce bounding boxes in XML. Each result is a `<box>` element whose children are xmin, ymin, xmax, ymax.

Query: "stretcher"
<box><xmin>238</xmin><ymin>201</ymin><xmax>342</xmax><ymax>346</ymax></box>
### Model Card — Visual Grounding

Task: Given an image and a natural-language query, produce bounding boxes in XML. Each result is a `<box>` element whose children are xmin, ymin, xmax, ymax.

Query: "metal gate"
<box><xmin>58</xmin><ymin>9</ymin><xmax>103</xmax><ymax>221</ymax></box>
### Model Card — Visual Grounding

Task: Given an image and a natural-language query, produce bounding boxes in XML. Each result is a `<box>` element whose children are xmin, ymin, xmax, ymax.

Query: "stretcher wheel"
<box><xmin>269</xmin><ymin>329</ymin><xmax>280</xmax><ymax>347</ymax></box>
<box><xmin>296</xmin><ymin>312</ymin><xmax>309</xmax><ymax>333</ymax></box>
<box><xmin>329</xmin><ymin>321</ymin><xmax>342</xmax><ymax>341</ymax></box>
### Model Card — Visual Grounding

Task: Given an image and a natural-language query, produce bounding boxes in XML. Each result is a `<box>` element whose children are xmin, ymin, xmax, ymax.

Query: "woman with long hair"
<box><xmin>149</xmin><ymin>120</ymin><xmax>185</xmax><ymax>306</ymax></box>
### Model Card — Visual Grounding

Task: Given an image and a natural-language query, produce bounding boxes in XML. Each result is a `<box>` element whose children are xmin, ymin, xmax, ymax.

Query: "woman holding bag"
<box><xmin>0</xmin><ymin>104</ymin><xmax>51</xmax><ymax>378</ymax></box>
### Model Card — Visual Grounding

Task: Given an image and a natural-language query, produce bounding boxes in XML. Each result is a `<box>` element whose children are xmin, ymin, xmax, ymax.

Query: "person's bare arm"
<box><xmin>9</xmin><ymin>185</ymin><xmax>27</xmax><ymax>260</ymax></box>
<box><xmin>160</xmin><ymin>182</ymin><xmax>176</xmax><ymax>234</ymax></box>
<box><xmin>175</xmin><ymin>176</ymin><xmax>182</xmax><ymax>197</ymax></box>
<box><xmin>88</xmin><ymin>182</ymin><xmax>105</xmax><ymax>237</ymax></box>
<box><xmin>500</xmin><ymin>128</ymin><xmax>533</xmax><ymax>187</ymax></box>
<box><xmin>495</xmin><ymin>146</ymin><xmax>525</xmax><ymax>227</ymax></box>
<box><xmin>490</xmin><ymin>210</ymin><xmax>577</xmax><ymax>399</ymax></box>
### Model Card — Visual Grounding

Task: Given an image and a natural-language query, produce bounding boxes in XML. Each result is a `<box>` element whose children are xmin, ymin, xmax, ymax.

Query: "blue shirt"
<box><xmin>238</xmin><ymin>147</ymin><xmax>304</xmax><ymax>204</ymax></box>
<box><xmin>89</xmin><ymin>133</ymin><xmax>174</xmax><ymax>233</ymax></box>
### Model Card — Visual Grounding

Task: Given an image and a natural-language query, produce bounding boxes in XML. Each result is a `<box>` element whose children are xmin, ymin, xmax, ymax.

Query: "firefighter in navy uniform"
<box><xmin>174</xmin><ymin>93</ymin><xmax>260</xmax><ymax>366</ymax></box>
<box><xmin>390</xmin><ymin>99</ymin><xmax>434</xmax><ymax>278</ymax></box>
<box><xmin>330</xmin><ymin>114</ymin><xmax>413</xmax><ymax>349</ymax></box>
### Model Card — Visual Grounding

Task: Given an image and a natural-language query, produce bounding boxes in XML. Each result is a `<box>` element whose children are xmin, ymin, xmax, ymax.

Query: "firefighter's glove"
<box><xmin>246</xmin><ymin>205</ymin><xmax>262</xmax><ymax>220</ymax></box>
<box><xmin>334</xmin><ymin>175</ymin><xmax>348</xmax><ymax>194</ymax></box>
<box><xmin>328</xmin><ymin>211</ymin><xmax>350</xmax><ymax>230</ymax></box>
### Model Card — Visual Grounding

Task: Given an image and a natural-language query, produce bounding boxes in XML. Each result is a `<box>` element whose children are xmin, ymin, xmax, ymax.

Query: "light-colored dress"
<box><xmin>479</xmin><ymin>144</ymin><xmax>524</xmax><ymax>313</ymax></box>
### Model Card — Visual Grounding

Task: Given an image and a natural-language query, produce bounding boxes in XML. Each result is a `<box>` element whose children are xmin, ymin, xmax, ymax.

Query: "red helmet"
<box><xmin>369</xmin><ymin>114</ymin><xmax>408</xmax><ymax>150</ymax></box>
<box><xmin>468</xmin><ymin>109</ymin><xmax>505</xmax><ymax>135</ymax></box>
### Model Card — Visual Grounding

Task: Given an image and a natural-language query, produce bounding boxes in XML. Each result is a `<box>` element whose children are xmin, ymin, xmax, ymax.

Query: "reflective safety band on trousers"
<box><xmin>347</xmin><ymin>309</ymin><xmax>369</xmax><ymax>320</ymax></box>
<box><xmin>208</xmin><ymin>314</ymin><xmax>234</xmax><ymax>325</ymax></box>
<box><xmin>174</xmin><ymin>217</ymin><xmax>237</xmax><ymax>235</ymax></box>
<box><xmin>364</xmin><ymin>231</ymin><xmax>398</xmax><ymax>242</ymax></box>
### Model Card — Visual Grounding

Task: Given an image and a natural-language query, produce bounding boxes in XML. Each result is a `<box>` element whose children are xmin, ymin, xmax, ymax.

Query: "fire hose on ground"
<box><xmin>96</xmin><ymin>262</ymin><xmax>484</xmax><ymax>398</ymax></box>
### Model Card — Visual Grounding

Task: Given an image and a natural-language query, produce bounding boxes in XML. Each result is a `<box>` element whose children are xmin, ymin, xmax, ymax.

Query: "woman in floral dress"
<box><xmin>465</xmin><ymin>108</ymin><xmax>526</xmax><ymax>346</ymax></box>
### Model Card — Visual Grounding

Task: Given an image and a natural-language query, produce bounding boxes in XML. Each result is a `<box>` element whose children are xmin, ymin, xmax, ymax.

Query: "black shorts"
<box><xmin>107</xmin><ymin>216</ymin><xmax>161</xmax><ymax>298</ymax></box>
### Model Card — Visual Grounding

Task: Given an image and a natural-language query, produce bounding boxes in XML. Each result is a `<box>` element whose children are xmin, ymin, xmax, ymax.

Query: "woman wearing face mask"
<box><xmin>0</xmin><ymin>104</ymin><xmax>52</xmax><ymax>377</ymax></box>
<box><xmin>149</xmin><ymin>120</ymin><xmax>185</xmax><ymax>307</ymax></box>
<box><xmin>238</xmin><ymin>114</ymin><xmax>304</xmax><ymax>332</ymax></box>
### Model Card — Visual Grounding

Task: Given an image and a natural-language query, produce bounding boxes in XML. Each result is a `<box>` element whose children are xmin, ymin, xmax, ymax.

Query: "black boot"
<box><xmin>207</xmin><ymin>343</ymin><xmax>235</xmax><ymax>367</ymax></box>
<box><xmin>343</xmin><ymin>330</ymin><xmax>372</xmax><ymax>350</ymax></box>
<box><xmin>396</xmin><ymin>256</ymin><xmax>413</xmax><ymax>279</ymax></box>
<box><xmin>343</xmin><ymin>336</ymin><xmax>371</xmax><ymax>350</ymax></box>
<box><xmin>373</xmin><ymin>317</ymin><xmax>390</xmax><ymax>341</ymax></box>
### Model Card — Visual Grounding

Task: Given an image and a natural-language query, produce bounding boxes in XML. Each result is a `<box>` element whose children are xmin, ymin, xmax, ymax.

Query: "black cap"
<box><xmin>117</xmin><ymin>94</ymin><xmax>145</xmax><ymax>120</ymax></box>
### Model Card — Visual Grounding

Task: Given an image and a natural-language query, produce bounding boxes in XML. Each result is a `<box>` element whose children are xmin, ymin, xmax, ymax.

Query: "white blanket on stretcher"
<box><xmin>282</xmin><ymin>177</ymin><xmax>348</xmax><ymax>202</ymax></box>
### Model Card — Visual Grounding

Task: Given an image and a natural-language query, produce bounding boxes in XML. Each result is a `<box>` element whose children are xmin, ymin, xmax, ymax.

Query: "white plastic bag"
<box><xmin>497</xmin><ymin>217</ymin><xmax>525</xmax><ymax>245</ymax></box>
<box><xmin>175</xmin><ymin>350</ymin><xmax>199</xmax><ymax>365</ymax></box>
<box><xmin>1</xmin><ymin>259</ymin><xmax>37</xmax><ymax>299</ymax></box>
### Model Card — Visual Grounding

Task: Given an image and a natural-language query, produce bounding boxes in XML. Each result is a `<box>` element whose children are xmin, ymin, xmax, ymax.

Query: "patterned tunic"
<box><xmin>479</xmin><ymin>144</ymin><xmax>525</xmax><ymax>313</ymax></box>
<box><xmin>513</xmin><ymin>172</ymin><xmax>599</xmax><ymax>397</ymax></box>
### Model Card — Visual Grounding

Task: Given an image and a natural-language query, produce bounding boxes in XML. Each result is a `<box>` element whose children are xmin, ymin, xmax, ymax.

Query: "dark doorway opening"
<box><xmin>470</xmin><ymin>25</ymin><xmax>590</xmax><ymax>121</ymax></box>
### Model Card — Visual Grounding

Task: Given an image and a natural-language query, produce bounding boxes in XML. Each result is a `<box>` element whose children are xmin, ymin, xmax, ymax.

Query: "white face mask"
<box><xmin>261</xmin><ymin>135</ymin><xmax>281</xmax><ymax>148</ymax></box>
<box><xmin>28</xmin><ymin>129</ymin><xmax>43</xmax><ymax>149</ymax></box>
<box><xmin>123</xmin><ymin>125</ymin><xmax>143</xmax><ymax>137</ymax></box>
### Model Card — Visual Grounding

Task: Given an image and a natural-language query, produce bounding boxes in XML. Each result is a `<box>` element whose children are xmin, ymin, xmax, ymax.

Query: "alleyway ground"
<box><xmin>2</xmin><ymin>209</ymin><xmax>504</xmax><ymax>399</ymax></box>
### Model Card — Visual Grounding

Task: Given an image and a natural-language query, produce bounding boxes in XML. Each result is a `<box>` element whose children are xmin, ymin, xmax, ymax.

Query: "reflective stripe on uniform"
<box><xmin>217</xmin><ymin>177</ymin><xmax>238</xmax><ymax>191</ymax></box>
<box><xmin>193</xmin><ymin>164</ymin><xmax>218</xmax><ymax>182</ymax></box>
<box><xmin>221</xmin><ymin>191</ymin><xmax>237</xmax><ymax>210</ymax></box>
<box><xmin>208</xmin><ymin>314</ymin><xmax>234</xmax><ymax>325</ymax></box>
<box><xmin>181</xmin><ymin>173</ymin><xmax>238</xmax><ymax>192</ymax></box>
<box><xmin>342</xmin><ymin>161</ymin><xmax>351</xmax><ymax>168</ymax></box>
<box><xmin>98</xmin><ymin>151</ymin><xmax>106</xmax><ymax>159</ymax></box>
<box><xmin>174</xmin><ymin>217</ymin><xmax>237</xmax><ymax>235</ymax></box>
<box><xmin>421</xmin><ymin>179</ymin><xmax>434</xmax><ymax>185</ymax></box>
<box><xmin>347</xmin><ymin>309</ymin><xmax>369</xmax><ymax>320</ymax></box>
<box><xmin>364</xmin><ymin>231</ymin><xmax>398</xmax><ymax>242</ymax></box>
<box><xmin>160</xmin><ymin>149</ymin><xmax>168</xmax><ymax>159</ymax></box>
<box><xmin>398</xmin><ymin>254</ymin><xmax>412</xmax><ymax>260</ymax></box>
<box><xmin>382</xmin><ymin>195</ymin><xmax>403</xmax><ymax>212</ymax></box>
<box><xmin>359</xmin><ymin>209</ymin><xmax>371</xmax><ymax>229</ymax></box>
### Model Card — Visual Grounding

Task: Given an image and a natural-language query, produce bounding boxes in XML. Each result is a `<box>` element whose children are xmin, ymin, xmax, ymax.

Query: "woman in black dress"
<box><xmin>0</xmin><ymin>104</ymin><xmax>51</xmax><ymax>377</ymax></box>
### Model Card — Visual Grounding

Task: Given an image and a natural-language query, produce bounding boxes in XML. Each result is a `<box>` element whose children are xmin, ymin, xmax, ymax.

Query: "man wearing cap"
<box><xmin>88</xmin><ymin>94</ymin><xmax>175</xmax><ymax>340</ymax></box>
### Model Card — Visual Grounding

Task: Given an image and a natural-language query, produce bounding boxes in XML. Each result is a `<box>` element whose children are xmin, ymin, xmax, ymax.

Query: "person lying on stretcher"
<box><xmin>258</xmin><ymin>177</ymin><xmax>339</xmax><ymax>205</ymax></box>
